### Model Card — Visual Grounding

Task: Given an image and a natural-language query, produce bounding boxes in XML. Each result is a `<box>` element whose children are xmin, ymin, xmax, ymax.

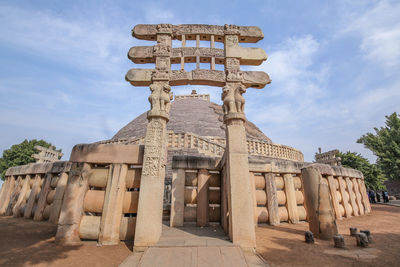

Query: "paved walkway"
<box><xmin>373</xmin><ymin>200</ymin><xmax>400</xmax><ymax>207</ymax></box>
<box><xmin>119</xmin><ymin>224</ymin><xmax>267</xmax><ymax>267</ymax></box>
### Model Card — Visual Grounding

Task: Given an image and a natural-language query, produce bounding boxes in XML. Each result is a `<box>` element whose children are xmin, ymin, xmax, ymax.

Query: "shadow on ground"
<box><xmin>0</xmin><ymin>217</ymin><xmax>81</xmax><ymax>267</ymax></box>
<box><xmin>255</xmin><ymin>205</ymin><xmax>400</xmax><ymax>266</ymax></box>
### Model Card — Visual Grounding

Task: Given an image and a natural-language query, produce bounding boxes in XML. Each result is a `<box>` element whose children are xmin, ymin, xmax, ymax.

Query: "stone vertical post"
<box><xmin>345</xmin><ymin>177</ymin><xmax>358</xmax><ymax>216</ymax></box>
<box><xmin>301</xmin><ymin>166</ymin><xmax>338</xmax><ymax>240</ymax></box>
<box><xmin>24</xmin><ymin>175</ymin><xmax>41</xmax><ymax>219</ymax></box>
<box><xmin>338</xmin><ymin>176</ymin><xmax>351</xmax><ymax>218</ymax></box>
<box><xmin>283</xmin><ymin>173</ymin><xmax>299</xmax><ymax>224</ymax></box>
<box><xmin>34</xmin><ymin>173</ymin><xmax>52</xmax><ymax>221</ymax></box>
<box><xmin>49</xmin><ymin>172</ymin><xmax>69</xmax><ymax>224</ymax></box>
<box><xmin>265</xmin><ymin>173</ymin><xmax>279</xmax><ymax>225</ymax></box>
<box><xmin>327</xmin><ymin>175</ymin><xmax>342</xmax><ymax>220</ymax></box>
<box><xmin>13</xmin><ymin>175</ymin><xmax>31</xmax><ymax>217</ymax></box>
<box><xmin>134</xmin><ymin>24</ymin><xmax>173</xmax><ymax>251</ymax></box>
<box><xmin>0</xmin><ymin>178</ymin><xmax>7</xmax><ymax>204</ymax></box>
<box><xmin>249</xmin><ymin>172</ymin><xmax>258</xmax><ymax>226</ymax></box>
<box><xmin>222</xmin><ymin>25</ymin><xmax>256</xmax><ymax>248</ymax></box>
<box><xmin>99</xmin><ymin>164</ymin><xmax>127</xmax><ymax>245</ymax></box>
<box><xmin>197</xmin><ymin>169</ymin><xmax>210</xmax><ymax>227</ymax></box>
<box><xmin>170</xmin><ymin>168</ymin><xmax>185</xmax><ymax>227</ymax></box>
<box><xmin>55</xmin><ymin>163</ymin><xmax>90</xmax><ymax>244</ymax></box>
<box><xmin>0</xmin><ymin>177</ymin><xmax>14</xmax><ymax>215</ymax></box>
<box><xmin>5</xmin><ymin>176</ymin><xmax>22</xmax><ymax>216</ymax></box>
<box><xmin>358</xmin><ymin>179</ymin><xmax>371</xmax><ymax>213</ymax></box>
<box><xmin>352</xmin><ymin>178</ymin><xmax>364</xmax><ymax>215</ymax></box>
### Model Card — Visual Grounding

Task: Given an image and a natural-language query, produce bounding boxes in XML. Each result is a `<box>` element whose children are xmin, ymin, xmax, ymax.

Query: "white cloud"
<box><xmin>0</xmin><ymin>4</ymin><xmax>132</xmax><ymax>75</ymax></box>
<box><xmin>247</xmin><ymin>35</ymin><xmax>329</xmax><ymax>126</ymax></box>
<box><xmin>342</xmin><ymin>0</ymin><xmax>400</xmax><ymax>73</ymax></box>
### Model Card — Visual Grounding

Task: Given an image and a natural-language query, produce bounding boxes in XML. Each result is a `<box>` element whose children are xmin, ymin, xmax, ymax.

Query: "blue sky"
<box><xmin>1</xmin><ymin>0</ymin><xmax>399</xmax><ymax>169</ymax></box>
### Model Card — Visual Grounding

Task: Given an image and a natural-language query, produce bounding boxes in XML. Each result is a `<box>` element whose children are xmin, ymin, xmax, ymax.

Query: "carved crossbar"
<box><xmin>126</xmin><ymin>24</ymin><xmax>271</xmax><ymax>89</ymax></box>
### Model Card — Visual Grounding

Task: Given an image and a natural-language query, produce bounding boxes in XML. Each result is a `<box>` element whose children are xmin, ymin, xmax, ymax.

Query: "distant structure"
<box><xmin>174</xmin><ymin>90</ymin><xmax>210</xmax><ymax>101</ymax></box>
<box><xmin>32</xmin><ymin>145</ymin><xmax>63</xmax><ymax>163</ymax></box>
<box><xmin>315</xmin><ymin>148</ymin><xmax>341</xmax><ymax>166</ymax></box>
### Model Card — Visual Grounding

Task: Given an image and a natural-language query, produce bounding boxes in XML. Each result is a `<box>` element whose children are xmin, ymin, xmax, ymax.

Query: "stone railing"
<box><xmin>248</xmin><ymin>160</ymin><xmax>307</xmax><ymax>226</ymax></box>
<box><xmin>56</xmin><ymin>143</ymin><xmax>143</xmax><ymax>245</ymax></box>
<box><xmin>247</xmin><ymin>139</ymin><xmax>304</xmax><ymax>162</ymax></box>
<box><xmin>225</xmin><ymin>159</ymin><xmax>370</xmax><ymax>229</ymax></box>
<box><xmin>0</xmin><ymin>161</ymin><xmax>71</xmax><ymax>224</ymax></box>
<box><xmin>0</xmin><ymin>143</ymin><xmax>145</xmax><ymax>246</ymax></box>
<box><xmin>167</xmin><ymin>132</ymin><xmax>225</xmax><ymax>157</ymax></box>
<box><xmin>170</xmin><ymin>156</ymin><xmax>221</xmax><ymax>227</ymax></box>
<box><xmin>104</xmin><ymin>132</ymin><xmax>304</xmax><ymax>162</ymax></box>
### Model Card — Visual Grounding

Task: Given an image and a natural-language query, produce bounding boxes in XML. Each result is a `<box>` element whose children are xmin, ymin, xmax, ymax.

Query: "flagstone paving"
<box><xmin>119</xmin><ymin>224</ymin><xmax>267</xmax><ymax>267</ymax></box>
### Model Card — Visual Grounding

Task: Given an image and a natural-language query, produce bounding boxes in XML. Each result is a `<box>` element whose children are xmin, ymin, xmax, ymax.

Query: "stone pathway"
<box><xmin>119</xmin><ymin>224</ymin><xmax>267</xmax><ymax>267</ymax></box>
<box><xmin>373</xmin><ymin>201</ymin><xmax>400</xmax><ymax>207</ymax></box>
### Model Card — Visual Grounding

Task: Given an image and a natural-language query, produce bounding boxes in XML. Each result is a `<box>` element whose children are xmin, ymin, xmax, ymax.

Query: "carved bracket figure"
<box><xmin>221</xmin><ymin>84</ymin><xmax>246</xmax><ymax>115</ymax></box>
<box><xmin>148</xmin><ymin>83</ymin><xmax>173</xmax><ymax>119</ymax></box>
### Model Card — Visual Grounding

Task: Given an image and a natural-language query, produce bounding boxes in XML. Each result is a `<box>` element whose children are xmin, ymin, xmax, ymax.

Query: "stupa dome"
<box><xmin>112</xmin><ymin>91</ymin><xmax>271</xmax><ymax>143</ymax></box>
<box><xmin>104</xmin><ymin>90</ymin><xmax>303</xmax><ymax>163</ymax></box>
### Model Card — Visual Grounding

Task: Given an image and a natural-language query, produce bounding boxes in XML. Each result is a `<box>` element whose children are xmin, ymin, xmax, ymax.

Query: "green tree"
<box><xmin>0</xmin><ymin>139</ymin><xmax>62</xmax><ymax>180</ymax></box>
<box><xmin>337</xmin><ymin>151</ymin><xmax>386</xmax><ymax>190</ymax></box>
<box><xmin>357</xmin><ymin>112</ymin><xmax>400</xmax><ymax>180</ymax></box>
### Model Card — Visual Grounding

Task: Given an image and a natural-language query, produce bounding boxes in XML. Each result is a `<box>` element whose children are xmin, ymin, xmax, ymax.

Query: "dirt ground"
<box><xmin>0</xmin><ymin>218</ymin><xmax>131</xmax><ymax>267</ymax></box>
<box><xmin>256</xmin><ymin>204</ymin><xmax>400</xmax><ymax>267</ymax></box>
<box><xmin>0</xmin><ymin>204</ymin><xmax>399</xmax><ymax>267</ymax></box>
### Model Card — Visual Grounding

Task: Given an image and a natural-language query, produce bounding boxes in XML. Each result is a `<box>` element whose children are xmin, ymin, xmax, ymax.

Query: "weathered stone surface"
<box><xmin>113</xmin><ymin>98</ymin><xmax>271</xmax><ymax>143</ymax></box>
<box><xmin>333</xmin><ymin>234</ymin><xmax>345</xmax><ymax>248</ymax></box>
<box><xmin>356</xmin><ymin>232</ymin><xmax>369</xmax><ymax>247</ymax></box>
<box><xmin>360</xmin><ymin>230</ymin><xmax>372</xmax><ymax>243</ymax></box>
<box><xmin>305</xmin><ymin>231</ymin><xmax>314</xmax><ymax>243</ymax></box>
<box><xmin>70</xmin><ymin>143</ymin><xmax>144</xmax><ymax>164</ymax></box>
<box><xmin>302</xmin><ymin>166</ymin><xmax>338</xmax><ymax>240</ymax></box>
<box><xmin>133</xmin><ymin>24</ymin><xmax>264</xmax><ymax>43</ymax></box>
<box><xmin>350</xmin><ymin>227</ymin><xmax>358</xmax><ymax>236</ymax></box>
<box><xmin>99</xmin><ymin>164</ymin><xmax>127</xmax><ymax>245</ymax></box>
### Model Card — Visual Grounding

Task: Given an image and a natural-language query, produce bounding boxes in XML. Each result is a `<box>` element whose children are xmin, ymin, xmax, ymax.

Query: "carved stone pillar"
<box><xmin>222</xmin><ymin>25</ymin><xmax>256</xmax><ymax>249</ymax></box>
<box><xmin>134</xmin><ymin>24</ymin><xmax>173</xmax><ymax>251</ymax></box>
